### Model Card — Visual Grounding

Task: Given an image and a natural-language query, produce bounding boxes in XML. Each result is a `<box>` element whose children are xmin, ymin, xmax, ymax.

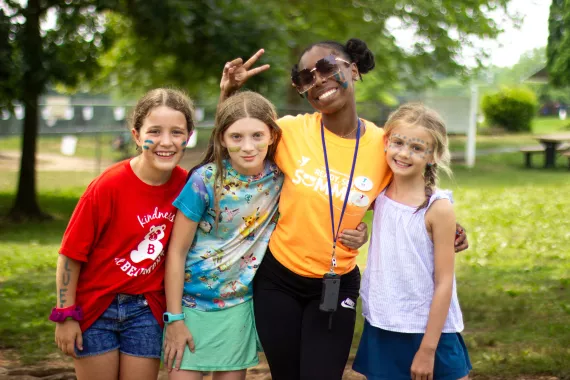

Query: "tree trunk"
<box><xmin>286</xmin><ymin>44</ymin><xmax>304</xmax><ymax>113</ymax></box>
<box><xmin>7</xmin><ymin>0</ymin><xmax>50</xmax><ymax>221</ymax></box>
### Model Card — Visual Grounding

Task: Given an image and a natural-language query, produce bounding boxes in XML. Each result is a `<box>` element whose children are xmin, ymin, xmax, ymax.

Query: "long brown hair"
<box><xmin>383</xmin><ymin>103</ymin><xmax>452</xmax><ymax>211</ymax></box>
<box><xmin>189</xmin><ymin>91</ymin><xmax>281</xmax><ymax>229</ymax></box>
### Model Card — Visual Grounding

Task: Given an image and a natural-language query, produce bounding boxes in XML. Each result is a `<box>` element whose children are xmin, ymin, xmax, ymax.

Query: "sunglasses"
<box><xmin>291</xmin><ymin>55</ymin><xmax>351</xmax><ymax>94</ymax></box>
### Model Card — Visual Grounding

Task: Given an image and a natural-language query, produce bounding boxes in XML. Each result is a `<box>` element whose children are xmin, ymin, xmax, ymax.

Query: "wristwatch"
<box><xmin>163</xmin><ymin>312</ymin><xmax>185</xmax><ymax>324</ymax></box>
<box><xmin>49</xmin><ymin>305</ymin><xmax>84</xmax><ymax>323</ymax></box>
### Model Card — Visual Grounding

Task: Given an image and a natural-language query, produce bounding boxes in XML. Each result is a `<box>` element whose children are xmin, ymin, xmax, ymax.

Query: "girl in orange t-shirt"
<box><xmin>52</xmin><ymin>88</ymin><xmax>194</xmax><ymax>380</ymax></box>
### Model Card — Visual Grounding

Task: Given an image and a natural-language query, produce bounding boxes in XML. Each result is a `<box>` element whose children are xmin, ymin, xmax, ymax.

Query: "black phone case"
<box><xmin>319</xmin><ymin>273</ymin><xmax>340</xmax><ymax>312</ymax></box>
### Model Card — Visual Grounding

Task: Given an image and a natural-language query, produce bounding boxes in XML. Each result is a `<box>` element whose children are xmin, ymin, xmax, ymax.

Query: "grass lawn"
<box><xmin>532</xmin><ymin>116</ymin><xmax>570</xmax><ymax>134</ymax></box>
<box><xmin>352</xmin><ymin>152</ymin><xmax>570</xmax><ymax>378</ymax></box>
<box><xmin>1</xmin><ymin>135</ymin><xmax>570</xmax><ymax>377</ymax></box>
<box><xmin>448</xmin><ymin>116</ymin><xmax>570</xmax><ymax>153</ymax></box>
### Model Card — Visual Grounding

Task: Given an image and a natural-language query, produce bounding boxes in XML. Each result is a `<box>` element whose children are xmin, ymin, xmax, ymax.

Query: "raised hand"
<box><xmin>220</xmin><ymin>49</ymin><xmax>271</xmax><ymax>95</ymax></box>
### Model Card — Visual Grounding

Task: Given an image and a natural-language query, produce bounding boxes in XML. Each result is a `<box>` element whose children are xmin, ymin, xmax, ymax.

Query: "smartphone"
<box><xmin>319</xmin><ymin>272</ymin><xmax>340</xmax><ymax>312</ymax></box>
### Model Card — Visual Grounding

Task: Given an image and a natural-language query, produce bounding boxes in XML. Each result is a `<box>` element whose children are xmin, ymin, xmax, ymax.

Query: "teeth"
<box><xmin>395</xmin><ymin>160</ymin><xmax>411</xmax><ymax>167</ymax></box>
<box><xmin>156</xmin><ymin>152</ymin><xmax>175</xmax><ymax>157</ymax></box>
<box><xmin>318</xmin><ymin>89</ymin><xmax>336</xmax><ymax>100</ymax></box>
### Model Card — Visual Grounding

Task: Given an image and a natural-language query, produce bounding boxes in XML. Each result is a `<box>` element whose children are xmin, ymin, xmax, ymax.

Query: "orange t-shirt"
<box><xmin>270</xmin><ymin>113</ymin><xmax>391</xmax><ymax>278</ymax></box>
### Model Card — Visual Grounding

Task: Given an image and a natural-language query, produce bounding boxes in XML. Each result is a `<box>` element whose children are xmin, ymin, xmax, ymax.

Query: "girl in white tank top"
<box><xmin>353</xmin><ymin>103</ymin><xmax>471</xmax><ymax>380</ymax></box>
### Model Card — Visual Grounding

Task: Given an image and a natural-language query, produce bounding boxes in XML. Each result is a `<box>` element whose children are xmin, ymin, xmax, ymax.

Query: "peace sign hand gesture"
<box><xmin>220</xmin><ymin>49</ymin><xmax>270</xmax><ymax>96</ymax></box>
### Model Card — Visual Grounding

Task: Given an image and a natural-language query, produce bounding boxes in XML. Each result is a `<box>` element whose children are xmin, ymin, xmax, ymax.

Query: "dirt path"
<box><xmin>0</xmin><ymin>151</ymin><xmax>114</xmax><ymax>172</ymax></box>
<box><xmin>0</xmin><ymin>353</ymin><xmax>367</xmax><ymax>380</ymax></box>
<box><xmin>0</xmin><ymin>349</ymin><xmax>561</xmax><ymax>380</ymax></box>
<box><xmin>0</xmin><ymin>149</ymin><xmax>207</xmax><ymax>173</ymax></box>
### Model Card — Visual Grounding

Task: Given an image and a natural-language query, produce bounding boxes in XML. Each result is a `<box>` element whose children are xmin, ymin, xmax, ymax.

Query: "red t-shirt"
<box><xmin>59</xmin><ymin>160</ymin><xmax>187</xmax><ymax>331</ymax></box>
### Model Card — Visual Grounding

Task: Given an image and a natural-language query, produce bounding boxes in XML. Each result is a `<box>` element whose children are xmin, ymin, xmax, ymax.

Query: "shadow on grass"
<box><xmin>0</xmin><ymin>192</ymin><xmax>80</xmax><ymax>245</ymax></box>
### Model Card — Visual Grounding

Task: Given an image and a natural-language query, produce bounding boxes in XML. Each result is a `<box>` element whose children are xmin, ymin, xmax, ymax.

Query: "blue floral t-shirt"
<box><xmin>173</xmin><ymin>160</ymin><xmax>283</xmax><ymax>311</ymax></box>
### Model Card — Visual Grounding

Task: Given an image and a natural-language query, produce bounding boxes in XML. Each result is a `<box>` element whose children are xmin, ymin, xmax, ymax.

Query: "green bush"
<box><xmin>481</xmin><ymin>87</ymin><xmax>538</xmax><ymax>132</ymax></box>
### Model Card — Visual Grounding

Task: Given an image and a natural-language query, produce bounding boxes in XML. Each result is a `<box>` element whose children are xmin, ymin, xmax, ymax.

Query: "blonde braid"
<box><xmin>417</xmin><ymin>163</ymin><xmax>437</xmax><ymax>211</ymax></box>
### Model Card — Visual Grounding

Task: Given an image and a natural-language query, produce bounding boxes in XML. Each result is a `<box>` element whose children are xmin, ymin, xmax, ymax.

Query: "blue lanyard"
<box><xmin>320</xmin><ymin>118</ymin><xmax>361</xmax><ymax>274</ymax></box>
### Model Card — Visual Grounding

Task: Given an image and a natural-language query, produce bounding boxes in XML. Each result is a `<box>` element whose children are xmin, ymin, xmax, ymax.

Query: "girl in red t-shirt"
<box><xmin>51</xmin><ymin>88</ymin><xmax>194</xmax><ymax>380</ymax></box>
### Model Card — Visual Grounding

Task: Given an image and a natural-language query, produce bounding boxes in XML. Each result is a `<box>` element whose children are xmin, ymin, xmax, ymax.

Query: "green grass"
<box><xmin>350</xmin><ymin>152</ymin><xmax>570</xmax><ymax>378</ymax></box>
<box><xmin>448</xmin><ymin>116</ymin><xmax>570</xmax><ymax>153</ymax></box>
<box><xmin>532</xmin><ymin>116</ymin><xmax>570</xmax><ymax>134</ymax></box>
<box><xmin>1</xmin><ymin>130</ymin><xmax>570</xmax><ymax>376</ymax></box>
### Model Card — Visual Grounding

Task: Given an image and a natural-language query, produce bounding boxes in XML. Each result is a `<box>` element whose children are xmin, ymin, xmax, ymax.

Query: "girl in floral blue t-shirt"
<box><xmin>162</xmin><ymin>91</ymin><xmax>283</xmax><ymax>379</ymax></box>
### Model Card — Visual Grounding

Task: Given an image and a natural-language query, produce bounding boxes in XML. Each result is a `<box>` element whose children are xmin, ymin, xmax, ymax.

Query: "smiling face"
<box><xmin>221</xmin><ymin>117</ymin><xmax>274</xmax><ymax>176</ymax></box>
<box><xmin>384</xmin><ymin>124</ymin><xmax>435</xmax><ymax>179</ymax></box>
<box><xmin>131</xmin><ymin>105</ymin><xmax>189</xmax><ymax>174</ymax></box>
<box><xmin>298</xmin><ymin>46</ymin><xmax>358</xmax><ymax>114</ymax></box>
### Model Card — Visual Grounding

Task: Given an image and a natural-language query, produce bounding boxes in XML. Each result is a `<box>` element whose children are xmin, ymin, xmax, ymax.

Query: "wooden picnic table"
<box><xmin>534</xmin><ymin>132</ymin><xmax>570</xmax><ymax>168</ymax></box>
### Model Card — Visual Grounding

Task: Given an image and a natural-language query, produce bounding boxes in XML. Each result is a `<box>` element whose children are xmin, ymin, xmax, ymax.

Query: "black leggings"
<box><xmin>253</xmin><ymin>249</ymin><xmax>361</xmax><ymax>380</ymax></box>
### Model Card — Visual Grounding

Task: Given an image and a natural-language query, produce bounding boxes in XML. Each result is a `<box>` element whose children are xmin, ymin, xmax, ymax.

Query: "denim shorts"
<box><xmin>75</xmin><ymin>294</ymin><xmax>162</xmax><ymax>359</ymax></box>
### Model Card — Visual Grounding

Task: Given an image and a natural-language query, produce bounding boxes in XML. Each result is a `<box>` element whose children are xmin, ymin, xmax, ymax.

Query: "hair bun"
<box><xmin>345</xmin><ymin>38</ymin><xmax>375</xmax><ymax>74</ymax></box>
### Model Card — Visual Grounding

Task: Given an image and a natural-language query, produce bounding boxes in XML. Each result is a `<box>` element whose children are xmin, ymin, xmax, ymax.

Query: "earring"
<box><xmin>384</xmin><ymin>148</ymin><xmax>387</xmax><ymax>152</ymax></box>
<box><xmin>427</xmin><ymin>163</ymin><xmax>433</xmax><ymax>167</ymax></box>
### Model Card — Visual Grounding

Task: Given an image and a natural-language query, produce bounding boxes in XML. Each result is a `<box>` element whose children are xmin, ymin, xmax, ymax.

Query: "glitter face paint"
<box><xmin>227</xmin><ymin>146</ymin><xmax>241</xmax><ymax>153</ymax></box>
<box><xmin>333</xmin><ymin>71</ymin><xmax>349</xmax><ymax>89</ymax></box>
<box><xmin>388</xmin><ymin>133</ymin><xmax>432</xmax><ymax>160</ymax></box>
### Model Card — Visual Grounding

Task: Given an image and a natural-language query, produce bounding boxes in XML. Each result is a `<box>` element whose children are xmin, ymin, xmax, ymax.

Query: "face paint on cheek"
<box><xmin>143</xmin><ymin>139</ymin><xmax>154</xmax><ymax>150</ymax></box>
<box><xmin>255</xmin><ymin>143</ymin><xmax>268</xmax><ymax>150</ymax></box>
<box><xmin>333</xmin><ymin>72</ymin><xmax>349</xmax><ymax>89</ymax></box>
<box><xmin>227</xmin><ymin>146</ymin><xmax>241</xmax><ymax>153</ymax></box>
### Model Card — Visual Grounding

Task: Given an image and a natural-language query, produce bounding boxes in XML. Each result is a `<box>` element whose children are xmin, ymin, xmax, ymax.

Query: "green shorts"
<box><xmin>162</xmin><ymin>300</ymin><xmax>260</xmax><ymax>371</ymax></box>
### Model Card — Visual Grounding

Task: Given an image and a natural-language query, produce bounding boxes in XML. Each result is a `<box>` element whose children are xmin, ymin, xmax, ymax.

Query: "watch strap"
<box><xmin>163</xmin><ymin>312</ymin><xmax>185</xmax><ymax>324</ymax></box>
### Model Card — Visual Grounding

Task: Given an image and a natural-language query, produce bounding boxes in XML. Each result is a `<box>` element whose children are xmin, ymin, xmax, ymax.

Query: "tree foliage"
<box><xmin>0</xmin><ymin>0</ymin><xmax>517</xmax><ymax>220</ymax></box>
<box><xmin>547</xmin><ymin>0</ymin><xmax>570</xmax><ymax>87</ymax></box>
<box><xmin>94</xmin><ymin>0</ymin><xmax>516</xmax><ymax>103</ymax></box>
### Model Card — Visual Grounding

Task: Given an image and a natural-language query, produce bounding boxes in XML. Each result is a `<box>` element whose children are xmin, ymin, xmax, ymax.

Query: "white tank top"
<box><xmin>360</xmin><ymin>189</ymin><xmax>464</xmax><ymax>333</ymax></box>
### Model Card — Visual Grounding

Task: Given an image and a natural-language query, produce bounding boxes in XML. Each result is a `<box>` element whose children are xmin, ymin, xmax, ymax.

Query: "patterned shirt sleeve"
<box><xmin>173</xmin><ymin>170</ymin><xmax>209</xmax><ymax>222</ymax></box>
